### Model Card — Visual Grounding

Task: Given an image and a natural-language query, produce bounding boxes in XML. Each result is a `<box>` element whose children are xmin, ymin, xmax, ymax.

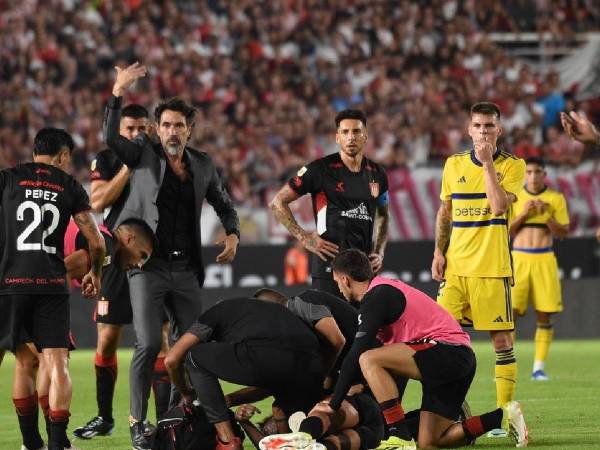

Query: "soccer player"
<box><xmin>253</xmin><ymin>287</ymin><xmax>358</xmax><ymax>387</ymax></box>
<box><xmin>164</xmin><ymin>298</ymin><xmax>325</xmax><ymax>450</ymax></box>
<box><xmin>105</xmin><ymin>63</ymin><xmax>240</xmax><ymax>450</ymax></box>
<box><xmin>0</xmin><ymin>128</ymin><xmax>105</xmax><ymax>450</ymax></box>
<box><xmin>316</xmin><ymin>249</ymin><xmax>528</xmax><ymax>450</ymax></box>
<box><xmin>74</xmin><ymin>103</ymin><xmax>170</xmax><ymax>439</ymax></box>
<box><xmin>245</xmin><ymin>391</ymin><xmax>384</xmax><ymax>450</ymax></box>
<box><xmin>432</xmin><ymin>102</ymin><xmax>526</xmax><ymax>409</ymax></box>
<box><xmin>270</xmin><ymin>109</ymin><xmax>389</xmax><ymax>298</ymax></box>
<box><xmin>510</xmin><ymin>157</ymin><xmax>569</xmax><ymax>380</ymax></box>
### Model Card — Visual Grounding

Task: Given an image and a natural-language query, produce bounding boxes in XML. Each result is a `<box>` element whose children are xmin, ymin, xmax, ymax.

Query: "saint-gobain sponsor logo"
<box><xmin>341</xmin><ymin>202</ymin><xmax>372</xmax><ymax>221</ymax></box>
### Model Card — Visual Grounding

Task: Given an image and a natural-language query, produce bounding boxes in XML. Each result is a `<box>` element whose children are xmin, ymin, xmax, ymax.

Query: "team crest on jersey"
<box><xmin>297</xmin><ymin>166</ymin><xmax>307</xmax><ymax>177</ymax></box>
<box><xmin>369</xmin><ymin>182</ymin><xmax>379</xmax><ymax>198</ymax></box>
<box><xmin>91</xmin><ymin>159</ymin><xmax>97</xmax><ymax>171</ymax></box>
<box><xmin>496</xmin><ymin>172</ymin><xmax>503</xmax><ymax>182</ymax></box>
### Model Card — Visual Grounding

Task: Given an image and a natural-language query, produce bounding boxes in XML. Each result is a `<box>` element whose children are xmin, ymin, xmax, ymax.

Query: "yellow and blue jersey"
<box><xmin>440</xmin><ymin>149</ymin><xmax>526</xmax><ymax>278</ymax></box>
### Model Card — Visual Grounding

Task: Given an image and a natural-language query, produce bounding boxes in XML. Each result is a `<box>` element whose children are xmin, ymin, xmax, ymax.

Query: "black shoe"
<box><xmin>142</xmin><ymin>419</ymin><xmax>156</xmax><ymax>437</ymax></box>
<box><xmin>130</xmin><ymin>421</ymin><xmax>151</xmax><ymax>450</ymax></box>
<box><xmin>73</xmin><ymin>416</ymin><xmax>114</xmax><ymax>439</ymax></box>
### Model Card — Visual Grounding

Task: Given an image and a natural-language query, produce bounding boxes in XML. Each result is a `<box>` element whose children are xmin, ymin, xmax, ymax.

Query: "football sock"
<box><xmin>299</xmin><ymin>416</ymin><xmax>324</xmax><ymax>438</ymax></box>
<box><xmin>495</xmin><ymin>347</ymin><xmax>517</xmax><ymax>407</ymax></box>
<box><xmin>379</xmin><ymin>398</ymin><xmax>411</xmax><ymax>441</ymax></box>
<box><xmin>13</xmin><ymin>392</ymin><xmax>44</xmax><ymax>450</ymax></box>
<box><xmin>152</xmin><ymin>357</ymin><xmax>171</xmax><ymax>421</ymax></box>
<box><xmin>534</xmin><ymin>322</ymin><xmax>553</xmax><ymax>372</ymax></box>
<box><xmin>403</xmin><ymin>409</ymin><xmax>421</xmax><ymax>440</ymax></box>
<box><xmin>462</xmin><ymin>408</ymin><xmax>503</xmax><ymax>439</ymax></box>
<box><xmin>95</xmin><ymin>352</ymin><xmax>117</xmax><ymax>422</ymax></box>
<box><xmin>39</xmin><ymin>394</ymin><xmax>50</xmax><ymax>439</ymax></box>
<box><xmin>48</xmin><ymin>409</ymin><xmax>70</xmax><ymax>449</ymax></box>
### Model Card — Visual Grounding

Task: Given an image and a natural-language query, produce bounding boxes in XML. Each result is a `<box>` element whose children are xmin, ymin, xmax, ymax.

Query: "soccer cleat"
<box><xmin>130</xmin><ymin>420</ymin><xmax>151</xmax><ymax>450</ymax></box>
<box><xmin>216</xmin><ymin>436</ymin><xmax>243</xmax><ymax>450</ymax></box>
<box><xmin>64</xmin><ymin>445</ymin><xmax>82</xmax><ymax>450</ymax></box>
<box><xmin>502</xmin><ymin>401</ymin><xmax>529</xmax><ymax>447</ymax></box>
<box><xmin>259</xmin><ymin>432</ymin><xmax>314</xmax><ymax>449</ymax></box>
<box><xmin>73</xmin><ymin>415</ymin><xmax>115</xmax><ymax>439</ymax></box>
<box><xmin>531</xmin><ymin>370</ymin><xmax>549</xmax><ymax>381</ymax></box>
<box><xmin>21</xmin><ymin>445</ymin><xmax>48</xmax><ymax>450</ymax></box>
<box><xmin>142</xmin><ymin>419</ymin><xmax>156</xmax><ymax>436</ymax></box>
<box><xmin>288</xmin><ymin>411</ymin><xmax>307</xmax><ymax>433</ymax></box>
<box><xmin>485</xmin><ymin>428</ymin><xmax>508</xmax><ymax>438</ymax></box>
<box><xmin>375</xmin><ymin>436</ymin><xmax>417</xmax><ymax>450</ymax></box>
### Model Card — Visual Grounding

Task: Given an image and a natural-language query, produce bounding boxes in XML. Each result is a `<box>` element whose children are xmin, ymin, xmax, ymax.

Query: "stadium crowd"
<box><xmin>2</xmin><ymin>0</ymin><xmax>600</xmax><ymax>207</ymax></box>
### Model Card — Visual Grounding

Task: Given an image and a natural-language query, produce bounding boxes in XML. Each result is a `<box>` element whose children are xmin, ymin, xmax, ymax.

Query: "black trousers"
<box><xmin>128</xmin><ymin>257</ymin><xmax>203</xmax><ymax>421</ymax></box>
<box><xmin>312</xmin><ymin>276</ymin><xmax>344</xmax><ymax>299</ymax></box>
<box><xmin>186</xmin><ymin>341</ymin><xmax>324</xmax><ymax>422</ymax></box>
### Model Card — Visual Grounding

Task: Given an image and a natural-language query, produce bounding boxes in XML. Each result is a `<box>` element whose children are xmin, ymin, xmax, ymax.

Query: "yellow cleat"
<box><xmin>375</xmin><ymin>436</ymin><xmax>417</xmax><ymax>450</ymax></box>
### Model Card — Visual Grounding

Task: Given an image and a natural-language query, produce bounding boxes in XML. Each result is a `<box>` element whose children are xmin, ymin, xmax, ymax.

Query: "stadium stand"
<box><xmin>2</xmin><ymin>0</ymin><xmax>600</xmax><ymax>239</ymax></box>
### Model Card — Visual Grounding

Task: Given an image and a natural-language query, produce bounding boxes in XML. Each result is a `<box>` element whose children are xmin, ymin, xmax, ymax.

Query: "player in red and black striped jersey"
<box><xmin>270</xmin><ymin>109</ymin><xmax>390</xmax><ymax>298</ymax></box>
<box><xmin>0</xmin><ymin>128</ymin><xmax>105</xmax><ymax>450</ymax></box>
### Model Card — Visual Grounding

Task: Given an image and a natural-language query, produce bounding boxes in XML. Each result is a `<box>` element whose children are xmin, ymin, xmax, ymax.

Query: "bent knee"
<box><xmin>491</xmin><ymin>331</ymin><xmax>513</xmax><ymax>350</ymax></box>
<box><xmin>358</xmin><ymin>350</ymin><xmax>377</xmax><ymax>371</ymax></box>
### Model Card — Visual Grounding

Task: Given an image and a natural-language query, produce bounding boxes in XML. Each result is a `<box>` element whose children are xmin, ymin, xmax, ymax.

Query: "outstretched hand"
<box><xmin>112</xmin><ymin>62</ymin><xmax>147</xmax><ymax>97</ymax></box>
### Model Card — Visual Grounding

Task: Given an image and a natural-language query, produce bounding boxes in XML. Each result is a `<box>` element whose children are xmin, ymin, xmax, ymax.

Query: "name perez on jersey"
<box><xmin>24</xmin><ymin>189</ymin><xmax>59</xmax><ymax>202</ymax></box>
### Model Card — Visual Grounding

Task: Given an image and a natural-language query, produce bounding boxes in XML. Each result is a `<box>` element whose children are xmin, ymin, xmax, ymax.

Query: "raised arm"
<box><xmin>103</xmin><ymin>63</ymin><xmax>147</xmax><ymax>167</ymax></box>
<box><xmin>270</xmin><ymin>184</ymin><xmax>338</xmax><ymax>261</ymax></box>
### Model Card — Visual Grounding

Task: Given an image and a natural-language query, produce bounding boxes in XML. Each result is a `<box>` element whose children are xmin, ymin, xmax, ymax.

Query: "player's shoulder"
<box><xmin>542</xmin><ymin>186</ymin><xmax>566</xmax><ymax>200</ymax></box>
<box><xmin>363</xmin><ymin>156</ymin><xmax>387</xmax><ymax>176</ymax></box>
<box><xmin>498</xmin><ymin>151</ymin><xmax>525</xmax><ymax>167</ymax></box>
<box><xmin>445</xmin><ymin>150</ymin><xmax>471</xmax><ymax>165</ymax></box>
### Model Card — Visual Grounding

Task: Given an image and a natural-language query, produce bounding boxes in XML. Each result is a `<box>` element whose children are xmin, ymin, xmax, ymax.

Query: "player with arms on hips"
<box><xmin>432</xmin><ymin>102</ymin><xmax>526</xmax><ymax>411</ymax></box>
<box><xmin>0</xmin><ymin>128</ymin><xmax>105</xmax><ymax>450</ymax></box>
<box><xmin>510</xmin><ymin>157</ymin><xmax>569</xmax><ymax>381</ymax></box>
<box><xmin>270</xmin><ymin>109</ymin><xmax>389</xmax><ymax>298</ymax></box>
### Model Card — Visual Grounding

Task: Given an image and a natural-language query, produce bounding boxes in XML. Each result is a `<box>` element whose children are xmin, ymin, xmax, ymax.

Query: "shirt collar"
<box><xmin>524</xmin><ymin>185</ymin><xmax>547</xmax><ymax>196</ymax></box>
<box><xmin>470</xmin><ymin>148</ymin><xmax>501</xmax><ymax>166</ymax></box>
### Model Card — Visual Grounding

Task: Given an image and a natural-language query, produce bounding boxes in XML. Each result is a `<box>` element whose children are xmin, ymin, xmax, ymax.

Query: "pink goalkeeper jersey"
<box><xmin>370</xmin><ymin>276</ymin><xmax>471</xmax><ymax>348</ymax></box>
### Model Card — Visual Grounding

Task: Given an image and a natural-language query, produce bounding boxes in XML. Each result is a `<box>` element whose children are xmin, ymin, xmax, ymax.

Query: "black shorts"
<box><xmin>346</xmin><ymin>393</ymin><xmax>385</xmax><ymax>450</ymax></box>
<box><xmin>0</xmin><ymin>294</ymin><xmax>70</xmax><ymax>352</ymax></box>
<box><xmin>413</xmin><ymin>343</ymin><xmax>476</xmax><ymax>420</ymax></box>
<box><xmin>94</xmin><ymin>265</ymin><xmax>132</xmax><ymax>325</ymax></box>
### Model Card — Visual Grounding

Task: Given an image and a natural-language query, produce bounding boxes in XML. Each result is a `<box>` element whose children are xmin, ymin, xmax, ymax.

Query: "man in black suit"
<box><xmin>103</xmin><ymin>63</ymin><xmax>240</xmax><ymax>450</ymax></box>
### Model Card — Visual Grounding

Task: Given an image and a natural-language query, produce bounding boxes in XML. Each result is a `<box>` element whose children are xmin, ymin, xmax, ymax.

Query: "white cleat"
<box><xmin>288</xmin><ymin>411</ymin><xmax>307</xmax><ymax>433</ymax></box>
<box><xmin>21</xmin><ymin>446</ymin><xmax>48</xmax><ymax>450</ymax></box>
<box><xmin>259</xmin><ymin>432</ymin><xmax>314</xmax><ymax>449</ymax></box>
<box><xmin>503</xmin><ymin>401</ymin><xmax>529</xmax><ymax>447</ymax></box>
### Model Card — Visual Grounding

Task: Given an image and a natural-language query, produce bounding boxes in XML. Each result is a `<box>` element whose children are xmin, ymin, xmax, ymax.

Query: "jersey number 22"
<box><xmin>16</xmin><ymin>201</ymin><xmax>60</xmax><ymax>254</ymax></box>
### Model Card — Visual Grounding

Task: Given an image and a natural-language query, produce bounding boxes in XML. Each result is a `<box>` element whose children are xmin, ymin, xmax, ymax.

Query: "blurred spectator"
<box><xmin>284</xmin><ymin>239</ymin><xmax>309</xmax><ymax>286</ymax></box>
<box><xmin>1</xmin><ymin>0</ymin><xmax>599</xmax><ymax>209</ymax></box>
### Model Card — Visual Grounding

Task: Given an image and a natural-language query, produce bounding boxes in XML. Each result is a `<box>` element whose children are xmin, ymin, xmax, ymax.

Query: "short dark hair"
<box><xmin>335</xmin><ymin>109</ymin><xmax>367</xmax><ymax>128</ymax></box>
<box><xmin>154</xmin><ymin>98</ymin><xmax>196</xmax><ymax>126</ymax></box>
<box><xmin>120</xmin><ymin>218</ymin><xmax>157</xmax><ymax>252</ymax></box>
<box><xmin>33</xmin><ymin>127</ymin><xmax>74</xmax><ymax>156</ymax></box>
<box><xmin>470</xmin><ymin>102</ymin><xmax>501</xmax><ymax>119</ymax></box>
<box><xmin>525</xmin><ymin>157</ymin><xmax>545</xmax><ymax>168</ymax></box>
<box><xmin>122</xmin><ymin>104</ymin><xmax>149</xmax><ymax>119</ymax></box>
<box><xmin>331</xmin><ymin>249</ymin><xmax>374</xmax><ymax>282</ymax></box>
<box><xmin>253</xmin><ymin>288</ymin><xmax>288</xmax><ymax>306</ymax></box>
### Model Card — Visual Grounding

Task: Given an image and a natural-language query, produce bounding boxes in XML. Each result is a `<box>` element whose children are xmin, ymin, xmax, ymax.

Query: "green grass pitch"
<box><xmin>1</xmin><ymin>341</ymin><xmax>598</xmax><ymax>449</ymax></box>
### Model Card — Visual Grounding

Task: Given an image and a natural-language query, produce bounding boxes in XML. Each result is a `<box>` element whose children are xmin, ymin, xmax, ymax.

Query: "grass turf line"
<box><xmin>0</xmin><ymin>341</ymin><xmax>598</xmax><ymax>449</ymax></box>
